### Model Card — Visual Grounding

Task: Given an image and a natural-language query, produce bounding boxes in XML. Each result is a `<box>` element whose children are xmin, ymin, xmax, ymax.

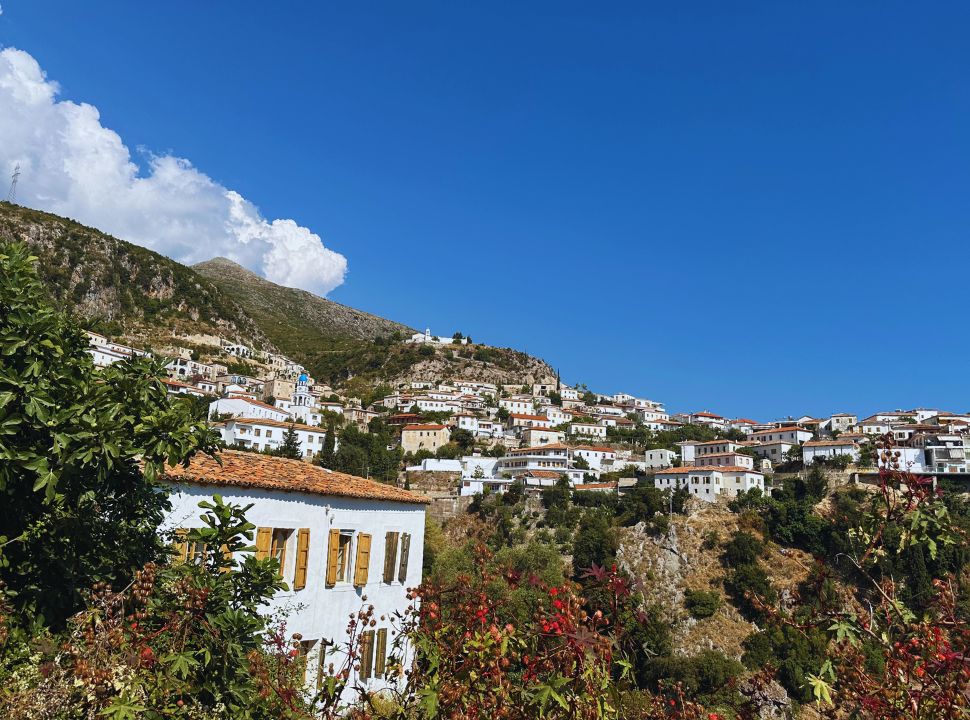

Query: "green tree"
<box><xmin>0</xmin><ymin>243</ymin><xmax>220</xmax><ymax>628</ymax></box>
<box><xmin>572</xmin><ymin>510</ymin><xmax>618</xmax><ymax>578</ymax></box>
<box><xmin>319</xmin><ymin>420</ymin><xmax>337</xmax><ymax>467</ymax></box>
<box><xmin>273</xmin><ymin>423</ymin><xmax>302</xmax><ymax>459</ymax></box>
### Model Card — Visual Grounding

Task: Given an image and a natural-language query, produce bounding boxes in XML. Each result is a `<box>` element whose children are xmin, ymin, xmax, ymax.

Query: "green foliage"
<box><xmin>683</xmin><ymin>589</ymin><xmax>721</xmax><ymax>619</ymax></box>
<box><xmin>572</xmin><ymin>511</ymin><xmax>618</xmax><ymax>578</ymax></box>
<box><xmin>329</xmin><ymin>424</ymin><xmax>402</xmax><ymax>482</ymax></box>
<box><xmin>272</xmin><ymin>424</ymin><xmax>302</xmax><ymax>459</ymax></box>
<box><xmin>0</xmin><ymin>243</ymin><xmax>220</xmax><ymax>629</ymax></box>
<box><xmin>0</xmin><ymin>496</ymin><xmax>297</xmax><ymax>718</ymax></box>
<box><xmin>640</xmin><ymin>650</ymin><xmax>743</xmax><ymax>699</ymax></box>
<box><xmin>722</xmin><ymin>532</ymin><xmax>764</xmax><ymax>567</ymax></box>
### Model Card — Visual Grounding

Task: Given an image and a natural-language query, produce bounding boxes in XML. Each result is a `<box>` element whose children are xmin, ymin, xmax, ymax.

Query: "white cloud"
<box><xmin>0</xmin><ymin>47</ymin><xmax>347</xmax><ymax>295</ymax></box>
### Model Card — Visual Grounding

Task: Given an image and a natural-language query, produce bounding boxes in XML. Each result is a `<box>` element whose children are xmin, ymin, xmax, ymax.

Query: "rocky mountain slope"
<box><xmin>0</xmin><ymin>202</ymin><xmax>556</xmax><ymax>391</ymax></box>
<box><xmin>0</xmin><ymin>202</ymin><xmax>264</xmax><ymax>344</ymax></box>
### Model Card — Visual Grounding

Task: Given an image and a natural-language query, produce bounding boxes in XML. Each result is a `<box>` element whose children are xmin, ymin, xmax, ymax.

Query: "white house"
<box><xmin>210</xmin><ymin>396</ymin><xmax>291</xmax><ymax>423</ymax></box>
<box><xmin>571</xmin><ymin>446</ymin><xmax>617</xmax><ymax>471</ymax></box>
<box><xmin>749</xmin><ymin>426</ymin><xmax>814</xmax><ymax>445</ymax></box>
<box><xmin>653</xmin><ymin>466</ymin><xmax>764</xmax><ymax>502</ymax></box>
<box><xmin>569</xmin><ymin>422</ymin><xmax>607</xmax><ymax>439</ymax></box>
<box><xmin>643</xmin><ymin>449</ymin><xmax>678</xmax><ymax>469</ymax></box>
<box><xmin>217</xmin><ymin>418</ymin><xmax>332</xmax><ymax>460</ymax></box>
<box><xmin>520</xmin><ymin>427</ymin><xmax>566</xmax><ymax>447</ymax></box>
<box><xmin>161</xmin><ymin>451</ymin><xmax>427</xmax><ymax>699</ymax></box>
<box><xmin>499</xmin><ymin>397</ymin><xmax>537</xmax><ymax>415</ymax></box>
<box><xmin>802</xmin><ymin>439</ymin><xmax>860</xmax><ymax>465</ymax></box>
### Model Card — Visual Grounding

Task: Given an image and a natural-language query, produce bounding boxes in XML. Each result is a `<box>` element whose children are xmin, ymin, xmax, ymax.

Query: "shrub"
<box><xmin>684</xmin><ymin>589</ymin><xmax>721</xmax><ymax>619</ymax></box>
<box><xmin>722</xmin><ymin>531</ymin><xmax>764</xmax><ymax>567</ymax></box>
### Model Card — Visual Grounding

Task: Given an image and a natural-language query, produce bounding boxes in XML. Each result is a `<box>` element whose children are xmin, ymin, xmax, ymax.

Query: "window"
<box><xmin>254</xmin><ymin>428</ymin><xmax>261</xmax><ymax>437</ymax></box>
<box><xmin>326</xmin><ymin>529</ymin><xmax>371</xmax><ymax>586</ymax></box>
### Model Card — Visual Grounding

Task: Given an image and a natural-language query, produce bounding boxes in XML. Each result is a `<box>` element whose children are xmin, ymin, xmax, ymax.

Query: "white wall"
<box><xmin>162</xmin><ymin>483</ymin><xmax>425</xmax><ymax>700</ymax></box>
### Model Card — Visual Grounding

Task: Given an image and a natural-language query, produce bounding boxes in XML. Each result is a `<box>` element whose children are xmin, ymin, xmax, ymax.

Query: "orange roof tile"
<box><xmin>402</xmin><ymin>424</ymin><xmax>448</xmax><ymax>431</ymax></box>
<box><xmin>509</xmin><ymin>413</ymin><xmax>550</xmax><ymax>421</ymax></box>
<box><xmin>751</xmin><ymin>426</ymin><xmax>807</xmax><ymax>435</ymax></box>
<box><xmin>508</xmin><ymin>443</ymin><xmax>570</xmax><ymax>454</ymax></box>
<box><xmin>230</xmin><ymin>417</ymin><xmax>327</xmax><ymax>433</ymax></box>
<box><xmin>162</xmin><ymin>450</ymin><xmax>429</xmax><ymax>505</ymax></box>
<box><xmin>575</xmin><ymin>446</ymin><xmax>616</xmax><ymax>453</ymax></box>
<box><xmin>225</xmin><ymin>395</ymin><xmax>284</xmax><ymax>412</ymax></box>
<box><xmin>656</xmin><ymin>465</ymin><xmax>762</xmax><ymax>474</ymax></box>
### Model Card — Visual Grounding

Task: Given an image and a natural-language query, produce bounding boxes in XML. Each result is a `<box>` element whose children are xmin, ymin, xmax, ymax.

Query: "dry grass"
<box><xmin>619</xmin><ymin>498</ymin><xmax>814</xmax><ymax>660</ymax></box>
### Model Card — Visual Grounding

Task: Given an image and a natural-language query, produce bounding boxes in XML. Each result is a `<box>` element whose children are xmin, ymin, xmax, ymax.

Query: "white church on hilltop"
<box><xmin>405</xmin><ymin>328</ymin><xmax>468</xmax><ymax>346</ymax></box>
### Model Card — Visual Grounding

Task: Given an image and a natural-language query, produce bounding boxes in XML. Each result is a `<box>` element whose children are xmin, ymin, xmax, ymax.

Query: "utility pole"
<box><xmin>6</xmin><ymin>164</ymin><xmax>20</xmax><ymax>203</ymax></box>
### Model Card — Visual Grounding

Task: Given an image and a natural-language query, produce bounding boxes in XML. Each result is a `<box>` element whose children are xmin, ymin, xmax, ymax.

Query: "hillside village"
<box><xmin>87</xmin><ymin>327</ymin><xmax>970</xmax><ymax>509</ymax></box>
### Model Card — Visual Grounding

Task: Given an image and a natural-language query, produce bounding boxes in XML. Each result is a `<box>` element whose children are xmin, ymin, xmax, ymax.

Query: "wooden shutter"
<box><xmin>397</xmin><ymin>533</ymin><xmax>411</xmax><ymax>583</ymax></box>
<box><xmin>294</xmin><ymin>528</ymin><xmax>310</xmax><ymax>590</ymax></box>
<box><xmin>383</xmin><ymin>531</ymin><xmax>399</xmax><ymax>583</ymax></box>
<box><xmin>360</xmin><ymin>630</ymin><xmax>375</xmax><ymax>680</ymax></box>
<box><xmin>325</xmin><ymin>528</ymin><xmax>340</xmax><ymax>587</ymax></box>
<box><xmin>255</xmin><ymin>527</ymin><xmax>272</xmax><ymax>560</ymax></box>
<box><xmin>375</xmin><ymin>628</ymin><xmax>388</xmax><ymax>677</ymax></box>
<box><xmin>353</xmin><ymin>533</ymin><xmax>372</xmax><ymax>586</ymax></box>
<box><xmin>173</xmin><ymin>528</ymin><xmax>188</xmax><ymax>562</ymax></box>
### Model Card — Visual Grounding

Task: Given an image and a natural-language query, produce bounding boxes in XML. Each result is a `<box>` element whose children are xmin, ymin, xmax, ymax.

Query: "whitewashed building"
<box><xmin>653</xmin><ymin>466</ymin><xmax>764</xmax><ymax>502</ymax></box>
<box><xmin>161</xmin><ymin>451</ymin><xmax>427</xmax><ymax>698</ymax></box>
<box><xmin>217</xmin><ymin>418</ymin><xmax>332</xmax><ymax>459</ymax></box>
<box><xmin>210</xmin><ymin>396</ymin><xmax>291</xmax><ymax>423</ymax></box>
<box><xmin>802</xmin><ymin>439</ymin><xmax>860</xmax><ymax>465</ymax></box>
<box><xmin>569</xmin><ymin>422</ymin><xmax>608</xmax><ymax>439</ymax></box>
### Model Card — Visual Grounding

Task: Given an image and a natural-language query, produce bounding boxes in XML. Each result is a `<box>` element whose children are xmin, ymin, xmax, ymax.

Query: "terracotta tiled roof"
<box><xmin>804</xmin><ymin>439</ymin><xmax>857</xmax><ymax>447</ymax></box>
<box><xmin>402</xmin><ymin>424</ymin><xmax>448</xmax><ymax>431</ymax></box>
<box><xmin>524</xmin><ymin>470</ymin><xmax>563</xmax><ymax>479</ymax></box>
<box><xmin>692</xmin><ymin>411</ymin><xmax>724</xmax><ymax>419</ymax></box>
<box><xmin>751</xmin><ymin>426</ymin><xmax>806</xmax><ymax>435</ymax></box>
<box><xmin>509</xmin><ymin>413</ymin><xmax>549</xmax><ymax>421</ymax></box>
<box><xmin>229</xmin><ymin>417</ymin><xmax>326</xmax><ymax>433</ymax></box>
<box><xmin>655</xmin><ymin>465</ymin><xmax>761</xmax><ymax>474</ymax></box>
<box><xmin>224</xmin><ymin>396</ymin><xmax>283</xmax><ymax>413</ymax></box>
<box><xmin>733</xmin><ymin>418</ymin><xmax>758</xmax><ymax>424</ymax></box>
<box><xmin>508</xmin><ymin>443</ymin><xmax>570</xmax><ymax>454</ymax></box>
<box><xmin>574</xmin><ymin>482</ymin><xmax>616</xmax><ymax>489</ymax></box>
<box><xmin>693</xmin><ymin>439</ymin><xmax>741</xmax><ymax>446</ymax></box>
<box><xmin>162</xmin><ymin>450</ymin><xmax>429</xmax><ymax>505</ymax></box>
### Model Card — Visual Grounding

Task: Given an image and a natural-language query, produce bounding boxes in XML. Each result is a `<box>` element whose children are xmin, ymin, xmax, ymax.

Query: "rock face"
<box><xmin>738</xmin><ymin>675</ymin><xmax>795</xmax><ymax>720</ymax></box>
<box><xmin>0</xmin><ymin>202</ymin><xmax>261</xmax><ymax>341</ymax></box>
<box><xmin>194</xmin><ymin>257</ymin><xmax>414</xmax><ymax>343</ymax></box>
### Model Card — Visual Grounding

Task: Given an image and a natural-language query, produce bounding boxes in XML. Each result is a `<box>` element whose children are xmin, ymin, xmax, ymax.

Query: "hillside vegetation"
<box><xmin>0</xmin><ymin>202</ymin><xmax>556</xmax><ymax>392</ymax></box>
<box><xmin>0</xmin><ymin>202</ymin><xmax>262</xmax><ymax>343</ymax></box>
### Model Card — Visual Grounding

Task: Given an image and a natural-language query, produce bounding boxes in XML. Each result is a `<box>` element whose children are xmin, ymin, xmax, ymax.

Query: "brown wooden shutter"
<box><xmin>255</xmin><ymin>527</ymin><xmax>272</xmax><ymax>560</ymax></box>
<box><xmin>383</xmin><ymin>531</ymin><xmax>399</xmax><ymax>583</ymax></box>
<box><xmin>375</xmin><ymin>628</ymin><xmax>388</xmax><ymax>677</ymax></box>
<box><xmin>353</xmin><ymin>533</ymin><xmax>372</xmax><ymax>586</ymax></box>
<box><xmin>325</xmin><ymin>528</ymin><xmax>340</xmax><ymax>587</ymax></box>
<box><xmin>173</xmin><ymin>528</ymin><xmax>188</xmax><ymax>562</ymax></box>
<box><xmin>293</xmin><ymin>528</ymin><xmax>310</xmax><ymax>590</ymax></box>
<box><xmin>397</xmin><ymin>533</ymin><xmax>411</xmax><ymax>583</ymax></box>
<box><xmin>360</xmin><ymin>630</ymin><xmax>375</xmax><ymax>680</ymax></box>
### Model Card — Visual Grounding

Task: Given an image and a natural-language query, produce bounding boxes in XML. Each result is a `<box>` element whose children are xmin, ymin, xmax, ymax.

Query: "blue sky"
<box><xmin>2</xmin><ymin>2</ymin><xmax>969</xmax><ymax>419</ymax></box>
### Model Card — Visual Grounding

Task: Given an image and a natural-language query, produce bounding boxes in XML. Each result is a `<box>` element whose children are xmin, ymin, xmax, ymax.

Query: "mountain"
<box><xmin>193</xmin><ymin>257</ymin><xmax>413</xmax><ymax>348</ymax></box>
<box><xmin>0</xmin><ymin>202</ymin><xmax>263</xmax><ymax>344</ymax></box>
<box><xmin>0</xmin><ymin>202</ymin><xmax>556</xmax><ymax>392</ymax></box>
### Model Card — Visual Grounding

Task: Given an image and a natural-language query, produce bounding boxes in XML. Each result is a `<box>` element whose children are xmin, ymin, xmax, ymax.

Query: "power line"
<box><xmin>6</xmin><ymin>164</ymin><xmax>20</xmax><ymax>203</ymax></box>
